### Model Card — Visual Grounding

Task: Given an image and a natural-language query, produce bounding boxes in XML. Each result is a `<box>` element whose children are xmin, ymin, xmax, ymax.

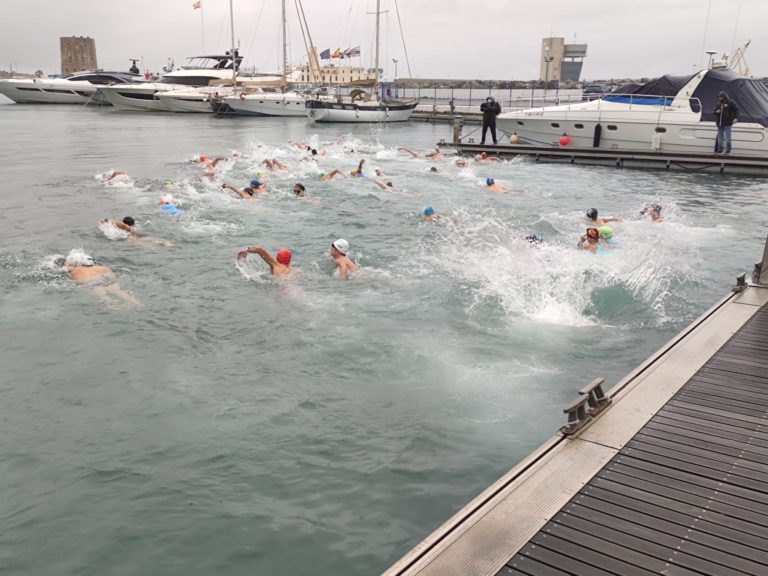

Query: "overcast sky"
<box><xmin>1</xmin><ymin>0</ymin><xmax>765</xmax><ymax>80</ymax></box>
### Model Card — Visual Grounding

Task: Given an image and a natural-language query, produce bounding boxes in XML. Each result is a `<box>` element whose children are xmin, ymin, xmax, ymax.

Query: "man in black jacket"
<box><xmin>480</xmin><ymin>96</ymin><xmax>502</xmax><ymax>145</ymax></box>
<box><xmin>714</xmin><ymin>91</ymin><xmax>739</xmax><ymax>154</ymax></box>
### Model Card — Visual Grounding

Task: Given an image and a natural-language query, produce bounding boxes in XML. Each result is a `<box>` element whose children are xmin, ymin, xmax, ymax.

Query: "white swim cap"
<box><xmin>332</xmin><ymin>239</ymin><xmax>349</xmax><ymax>255</ymax></box>
<box><xmin>64</xmin><ymin>248</ymin><xmax>95</xmax><ymax>267</ymax></box>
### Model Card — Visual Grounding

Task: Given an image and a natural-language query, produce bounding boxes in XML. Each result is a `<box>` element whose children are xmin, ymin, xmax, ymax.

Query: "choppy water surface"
<box><xmin>1</xmin><ymin>101</ymin><xmax>767</xmax><ymax>575</ymax></box>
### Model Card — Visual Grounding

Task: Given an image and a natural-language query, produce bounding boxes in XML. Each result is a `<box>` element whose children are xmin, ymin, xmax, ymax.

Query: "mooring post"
<box><xmin>452</xmin><ymin>115</ymin><xmax>464</xmax><ymax>145</ymax></box>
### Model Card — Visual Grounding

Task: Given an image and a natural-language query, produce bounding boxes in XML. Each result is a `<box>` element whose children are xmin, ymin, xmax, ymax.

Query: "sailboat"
<box><xmin>304</xmin><ymin>0</ymin><xmax>417</xmax><ymax>123</ymax></box>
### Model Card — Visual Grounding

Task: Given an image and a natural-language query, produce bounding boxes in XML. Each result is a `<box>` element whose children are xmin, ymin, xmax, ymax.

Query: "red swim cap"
<box><xmin>276</xmin><ymin>249</ymin><xmax>292</xmax><ymax>266</ymax></box>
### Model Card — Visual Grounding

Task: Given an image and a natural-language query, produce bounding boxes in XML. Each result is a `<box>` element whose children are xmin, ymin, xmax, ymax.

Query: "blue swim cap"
<box><xmin>423</xmin><ymin>205</ymin><xmax>435</xmax><ymax>216</ymax></box>
<box><xmin>250</xmin><ymin>179</ymin><xmax>261</xmax><ymax>188</ymax></box>
<box><xmin>486</xmin><ymin>177</ymin><xmax>495</xmax><ymax>186</ymax></box>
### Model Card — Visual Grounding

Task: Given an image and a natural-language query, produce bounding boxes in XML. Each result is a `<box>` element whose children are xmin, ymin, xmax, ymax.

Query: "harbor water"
<box><xmin>1</xmin><ymin>100</ymin><xmax>767</xmax><ymax>575</ymax></box>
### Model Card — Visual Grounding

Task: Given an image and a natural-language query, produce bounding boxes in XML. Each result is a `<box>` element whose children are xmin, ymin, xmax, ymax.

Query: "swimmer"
<box><xmin>310</xmin><ymin>148</ymin><xmax>325</xmax><ymax>157</ymax></box>
<box><xmin>475</xmin><ymin>151</ymin><xmax>502</xmax><ymax>162</ymax></box>
<box><xmin>485</xmin><ymin>177</ymin><xmax>508</xmax><ymax>192</ymax></box>
<box><xmin>586</xmin><ymin>208</ymin><xmax>623</xmax><ymax>226</ymax></box>
<box><xmin>455</xmin><ymin>158</ymin><xmax>469</xmax><ymax>168</ymax></box>
<box><xmin>261</xmin><ymin>158</ymin><xmax>288</xmax><ymax>172</ymax></box>
<box><xmin>425</xmin><ymin>149</ymin><xmax>443</xmax><ymax>160</ymax></box>
<box><xmin>100</xmin><ymin>216</ymin><xmax>136</xmax><ymax>234</ymax></box>
<box><xmin>579</xmin><ymin>225</ymin><xmax>613</xmax><ymax>245</ymax></box>
<box><xmin>398</xmin><ymin>147</ymin><xmax>420</xmax><ymax>158</ymax></box>
<box><xmin>578</xmin><ymin>227</ymin><xmax>609</xmax><ymax>252</ymax></box>
<box><xmin>106</xmin><ymin>170</ymin><xmax>128</xmax><ymax>182</ymax></box>
<box><xmin>319</xmin><ymin>169</ymin><xmax>346</xmax><ymax>181</ymax></box>
<box><xmin>159</xmin><ymin>198</ymin><xmax>183</xmax><ymax>216</ymax></box>
<box><xmin>236</xmin><ymin>246</ymin><xmax>293</xmax><ymax>277</ymax></box>
<box><xmin>374</xmin><ymin>168</ymin><xmax>385</xmax><ymax>177</ymax></box>
<box><xmin>374</xmin><ymin>179</ymin><xmax>395</xmax><ymax>191</ymax></box>
<box><xmin>330</xmin><ymin>239</ymin><xmax>358</xmax><ymax>280</ymax></box>
<box><xmin>422</xmin><ymin>205</ymin><xmax>442</xmax><ymax>222</ymax></box>
<box><xmin>58</xmin><ymin>250</ymin><xmax>140</xmax><ymax>307</ymax></box>
<box><xmin>222</xmin><ymin>180</ymin><xmax>265</xmax><ymax>200</ymax></box>
<box><xmin>524</xmin><ymin>234</ymin><xmax>543</xmax><ymax>245</ymax></box>
<box><xmin>351</xmin><ymin>159</ymin><xmax>366</xmax><ymax>177</ymax></box>
<box><xmin>293</xmin><ymin>183</ymin><xmax>306</xmax><ymax>197</ymax></box>
<box><xmin>640</xmin><ymin>204</ymin><xmax>665</xmax><ymax>223</ymax></box>
<box><xmin>429</xmin><ymin>166</ymin><xmax>439</xmax><ymax>173</ymax></box>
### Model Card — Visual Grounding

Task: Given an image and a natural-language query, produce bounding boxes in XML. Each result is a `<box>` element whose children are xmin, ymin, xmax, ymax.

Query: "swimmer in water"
<box><xmin>425</xmin><ymin>149</ymin><xmax>443</xmax><ymax>160</ymax></box>
<box><xmin>586</xmin><ymin>208</ymin><xmax>623</xmax><ymax>226</ymax></box>
<box><xmin>398</xmin><ymin>147</ymin><xmax>421</xmax><ymax>158</ymax></box>
<box><xmin>524</xmin><ymin>234</ymin><xmax>543</xmax><ymax>245</ymax></box>
<box><xmin>105</xmin><ymin>170</ymin><xmax>128</xmax><ymax>182</ymax></box>
<box><xmin>485</xmin><ymin>177</ymin><xmax>508</xmax><ymax>192</ymax></box>
<box><xmin>422</xmin><ymin>205</ymin><xmax>442</xmax><ymax>222</ymax></box>
<box><xmin>578</xmin><ymin>227</ymin><xmax>609</xmax><ymax>252</ymax></box>
<box><xmin>374</xmin><ymin>179</ymin><xmax>395</xmax><ymax>191</ymax></box>
<box><xmin>455</xmin><ymin>158</ymin><xmax>469</xmax><ymax>168</ymax></box>
<box><xmin>236</xmin><ymin>246</ymin><xmax>293</xmax><ymax>277</ymax></box>
<box><xmin>640</xmin><ymin>204</ymin><xmax>665</xmax><ymax>222</ymax></box>
<box><xmin>58</xmin><ymin>250</ymin><xmax>140</xmax><ymax>307</ymax></box>
<box><xmin>222</xmin><ymin>179</ymin><xmax>265</xmax><ymax>200</ymax></box>
<box><xmin>330</xmin><ymin>239</ymin><xmax>358</xmax><ymax>280</ymax></box>
<box><xmin>100</xmin><ymin>216</ymin><xmax>136</xmax><ymax>233</ymax></box>
<box><xmin>374</xmin><ymin>168</ymin><xmax>385</xmax><ymax>177</ymax></box>
<box><xmin>159</xmin><ymin>198</ymin><xmax>183</xmax><ymax>216</ymax></box>
<box><xmin>319</xmin><ymin>169</ymin><xmax>346</xmax><ymax>181</ymax></box>
<box><xmin>293</xmin><ymin>183</ymin><xmax>306</xmax><ymax>197</ymax></box>
<box><xmin>351</xmin><ymin>159</ymin><xmax>366</xmax><ymax>177</ymax></box>
<box><xmin>261</xmin><ymin>158</ymin><xmax>288</xmax><ymax>172</ymax></box>
<box><xmin>429</xmin><ymin>166</ymin><xmax>439</xmax><ymax>173</ymax></box>
<box><xmin>475</xmin><ymin>151</ymin><xmax>502</xmax><ymax>162</ymax></box>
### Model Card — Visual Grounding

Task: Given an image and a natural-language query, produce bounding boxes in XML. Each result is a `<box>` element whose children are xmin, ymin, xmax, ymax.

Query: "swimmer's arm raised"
<box><xmin>238</xmin><ymin>246</ymin><xmax>277</xmax><ymax>267</ymax></box>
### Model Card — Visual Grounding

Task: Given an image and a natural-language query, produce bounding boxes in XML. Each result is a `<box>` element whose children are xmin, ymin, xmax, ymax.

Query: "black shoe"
<box><xmin>493</xmin><ymin>140</ymin><xmax>498</xmax><ymax>145</ymax></box>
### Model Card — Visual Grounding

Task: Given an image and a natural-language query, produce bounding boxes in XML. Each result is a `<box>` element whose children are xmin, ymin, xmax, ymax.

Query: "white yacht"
<box><xmin>224</xmin><ymin>90</ymin><xmax>307</xmax><ymax>116</ymax></box>
<box><xmin>97</xmin><ymin>53</ymin><xmax>243</xmax><ymax>112</ymax></box>
<box><xmin>496</xmin><ymin>68</ymin><xmax>768</xmax><ymax>157</ymax></box>
<box><xmin>0</xmin><ymin>71</ymin><xmax>140</xmax><ymax>104</ymax></box>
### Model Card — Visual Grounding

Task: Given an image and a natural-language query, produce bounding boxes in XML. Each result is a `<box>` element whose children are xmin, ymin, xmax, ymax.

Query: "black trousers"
<box><xmin>481</xmin><ymin>121</ymin><xmax>497</xmax><ymax>144</ymax></box>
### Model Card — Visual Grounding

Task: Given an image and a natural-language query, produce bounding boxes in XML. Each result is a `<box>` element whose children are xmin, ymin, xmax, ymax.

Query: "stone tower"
<box><xmin>60</xmin><ymin>36</ymin><xmax>97</xmax><ymax>75</ymax></box>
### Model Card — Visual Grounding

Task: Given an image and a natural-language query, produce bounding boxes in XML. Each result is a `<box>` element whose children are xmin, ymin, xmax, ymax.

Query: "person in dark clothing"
<box><xmin>714</xmin><ymin>91</ymin><xmax>739</xmax><ymax>154</ymax></box>
<box><xmin>480</xmin><ymin>96</ymin><xmax>502</xmax><ymax>145</ymax></box>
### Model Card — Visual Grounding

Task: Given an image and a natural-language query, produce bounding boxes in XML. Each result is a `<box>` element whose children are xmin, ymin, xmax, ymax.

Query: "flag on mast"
<box><xmin>331</xmin><ymin>48</ymin><xmax>343</xmax><ymax>59</ymax></box>
<box><xmin>193</xmin><ymin>1</ymin><xmax>202</xmax><ymax>9</ymax></box>
<box><xmin>344</xmin><ymin>46</ymin><xmax>361</xmax><ymax>58</ymax></box>
<box><xmin>320</xmin><ymin>48</ymin><xmax>331</xmax><ymax>60</ymax></box>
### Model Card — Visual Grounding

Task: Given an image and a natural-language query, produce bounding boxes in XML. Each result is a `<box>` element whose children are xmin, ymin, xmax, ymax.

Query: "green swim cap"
<box><xmin>319</xmin><ymin>172</ymin><xmax>325</xmax><ymax>178</ymax></box>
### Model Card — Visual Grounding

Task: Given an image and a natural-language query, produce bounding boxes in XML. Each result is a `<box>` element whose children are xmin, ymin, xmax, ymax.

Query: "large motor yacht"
<box><xmin>97</xmin><ymin>53</ymin><xmax>243</xmax><ymax>112</ymax></box>
<box><xmin>496</xmin><ymin>69</ymin><xmax>768</xmax><ymax>157</ymax></box>
<box><xmin>0</xmin><ymin>71</ymin><xmax>140</xmax><ymax>104</ymax></box>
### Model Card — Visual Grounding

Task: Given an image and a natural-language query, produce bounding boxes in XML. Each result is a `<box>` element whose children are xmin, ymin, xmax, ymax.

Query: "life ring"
<box><xmin>239</xmin><ymin>92</ymin><xmax>246</xmax><ymax>100</ymax></box>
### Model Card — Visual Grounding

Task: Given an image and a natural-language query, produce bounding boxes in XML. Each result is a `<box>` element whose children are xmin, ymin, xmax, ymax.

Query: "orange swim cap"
<box><xmin>199</xmin><ymin>154</ymin><xmax>208</xmax><ymax>163</ymax></box>
<box><xmin>276</xmin><ymin>249</ymin><xmax>292</xmax><ymax>266</ymax></box>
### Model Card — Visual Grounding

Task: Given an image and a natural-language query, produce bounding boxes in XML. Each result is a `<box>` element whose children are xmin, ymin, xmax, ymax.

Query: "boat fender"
<box><xmin>239</xmin><ymin>92</ymin><xmax>246</xmax><ymax>100</ymax></box>
<box><xmin>593</xmin><ymin>123</ymin><xmax>602</xmax><ymax>148</ymax></box>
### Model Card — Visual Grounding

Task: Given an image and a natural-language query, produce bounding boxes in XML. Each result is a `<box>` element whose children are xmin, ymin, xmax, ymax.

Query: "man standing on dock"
<box><xmin>480</xmin><ymin>96</ymin><xmax>502</xmax><ymax>145</ymax></box>
<box><xmin>714</xmin><ymin>91</ymin><xmax>738</xmax><ymax>154</ymax></box>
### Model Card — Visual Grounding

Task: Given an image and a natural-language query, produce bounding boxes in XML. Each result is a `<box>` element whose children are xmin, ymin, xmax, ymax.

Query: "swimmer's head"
<box><xmin>586</xmin><ymin>208</ymin><xmax>598</xmax><ymax>220</ymax></box>
<box><xmin>257</xmin><ymin>171</ymin><xmax>265</xmax><ymax>178</ymax></box>
<box><xmin>276</xmin><ymin>249</ymin><xmax>292</xmax><ymax>266</ymax></box>
<box><xmin>586</xmin><ymin>227</ymin><xmax>599</xmax><ymax>239</ymax></box>
<box><xmin>651</xmin><ymin>204</ymin><xmax>662</xmax><ymax>213</ymax></box>
<box><xmin>525</xmin><ymin>234</ymin><xmax>543</xmax><ymax>244</ymax></box>
<box><xmin>331</xmin><ymin>239</ymin><xmax>349</xmax><ymax>256</ymax></box>
<box><xmin>249</xmin><ymin>179</ymin><xmax>261</xmax><ymax>188</ymax></box>
<box><xmin>163</xmin><ymin>180</ymin><xmax>173</xmax><ymax>187</ymax></box>
<box><xmin>486</xmin><ymin>177</ymin><xmax>495</xmax><ymax>186</ymax></box>
<box><xmin>375</xmin><ymin>168</ymin><xmax>383</xmax><ymax>176</ymax></box>
<box><xmin>122</xmin><ymin>216</ymin><xmax>135</xmax><ymax>227</ymax></box>
<box><xmin>423</xmin><ymin>205</ymin><xmax>435</xmax><ymax>217</ymax></box>
<box><xmin>311</xmin><ymin>148</ymin><xmax>318</xmax><ymax>156</ymax></box>
<box><xmin>430</xmin><ymin>166</ymin><xmax>438</xmax><ymax>173</ymax></box>
<box><xmin>64</xmin><ymin>249</ymin><xmax>95</xmax><ymax>268</ymax></box>
<box><xmin>386</xmin><ymin>181</ymin><xmax>393</xmax><ymax>188</ymax></box>
<box><xmin>293</xmin><ymin>183</ymin><xmax>306</xmax><ymax>196</ymax></box>
<box><xmin>318</xmin><ymin>172</ymin><xmax>325</xmax><ymax>178</ymax></box>
<box><xmin>199</xmin><ymin>154</ymin><xmax>208</xmax><ymax>163</ymax></box>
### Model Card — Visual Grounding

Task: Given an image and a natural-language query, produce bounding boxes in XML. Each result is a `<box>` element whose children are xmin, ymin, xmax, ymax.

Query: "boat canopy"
<box><xmin>620</xmin><ymin>70</ymin><xmax>768</xmax><ymax>127</ymax></box>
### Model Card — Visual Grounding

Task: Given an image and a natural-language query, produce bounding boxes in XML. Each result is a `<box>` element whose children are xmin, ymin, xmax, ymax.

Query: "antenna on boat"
<box><xmin>705</xmin><ymin>50</ymin><xmax>717</xmax><ymax>69</ymax></box>
<box><xmin>281</xmin><ymin>0</ymin><xmax>288</xmax><ymax>83</ymax></box>
<box><xmin>229</xmin><ymin>0</ymin><xmax>237</xmax><ymax>86</ymax></box>
<box><xmin>698</xmin><ymin>0</ymin><xmax>712</xmax><ymax>68</ymax></box>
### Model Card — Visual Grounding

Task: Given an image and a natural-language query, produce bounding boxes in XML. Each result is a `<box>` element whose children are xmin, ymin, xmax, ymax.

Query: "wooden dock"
<box><xmin>436</xmin><ymin>140</ymin><xmax>768</xmax><ymax>176</ymax></box>
<box><xmin>383</xmin><ymin>282</ymin><xmax>768</xmax><ymax>576</ymax></box>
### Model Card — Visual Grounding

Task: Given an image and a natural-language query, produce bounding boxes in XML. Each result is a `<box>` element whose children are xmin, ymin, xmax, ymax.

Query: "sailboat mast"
<box><xmin>229</xmin><ymin>0</ymin><xmax>237</xmax><ymax>85</ymax></box>
<box><xmin>374</xmin><ymin>0</ymin><xmax>381</xmax><ymax>85</ymax></box>
<box><xmin>282</xmin><ymin>0</ymin><xmax>288</xmax><ymax>81</ymax></box>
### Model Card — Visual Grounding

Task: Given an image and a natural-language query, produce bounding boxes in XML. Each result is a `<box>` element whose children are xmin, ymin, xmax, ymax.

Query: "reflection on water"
<box><xmin>1</xmin><ymin>104</ymin><xmax>767</xmax><ymax>576</ymax></box>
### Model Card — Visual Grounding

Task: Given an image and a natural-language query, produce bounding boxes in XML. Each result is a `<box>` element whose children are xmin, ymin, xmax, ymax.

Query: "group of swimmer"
<box><xmin>577</xmin><ymin>204</ymin><xmax>664</xmax><ymax>253</ymax></box>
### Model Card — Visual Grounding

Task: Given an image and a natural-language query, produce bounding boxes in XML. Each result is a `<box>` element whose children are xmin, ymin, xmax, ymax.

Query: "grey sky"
<box><xmin>1</xmin><ymin>0</ymin><xmax>765</xmax><ymax>80</ymax></box>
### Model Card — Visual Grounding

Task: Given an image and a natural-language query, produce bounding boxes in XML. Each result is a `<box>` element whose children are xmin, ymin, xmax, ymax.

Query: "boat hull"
<box><xmin>156</xmin><ymin>94</ymin><xmax>214</xmax><ymax>113</ymax></box>
<box><xmin>306</xmin><ymin>100</ymin><xmax>416</xmax><ymax>122</ymax></box>
<box><xmin>0</xmin><ymin>79</ymin><xmax>96</xmax><ymax>104</ymax></box>
<box><xmin>226</xmin><ymin>94</ymin><xmax>308</xmax><ymax>116</ymax></box>
<box><xmin>98</xmin><ymin>85</ymin><xmax>174</xmax><ymax>111</ymax></box>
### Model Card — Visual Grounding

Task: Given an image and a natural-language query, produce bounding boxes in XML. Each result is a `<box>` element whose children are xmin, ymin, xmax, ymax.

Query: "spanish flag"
<box><xmin>331</xmin><ymin>48</ymin><xmax>343</xmax><ymax>59</ymax></box>
<box><xmin>193</xmin><ymin>1</ymin><xmax>202</xmax><ymax>9</ymax></box>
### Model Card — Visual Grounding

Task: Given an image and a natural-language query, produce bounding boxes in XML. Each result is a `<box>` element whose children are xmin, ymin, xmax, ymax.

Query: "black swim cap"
<box><xmin>586</xmin><ymin>208</ymin><xmax>598</xmax><ymax>219</ymax></box>
<box><xmin>122</xmin><ymin>216</ymin><xmax>135</xmax><ymax>226</ymax></box>
<box><xmin>652</xmin><ymin>204</ymin><xmax>662</xmax><ymax>213</ymax></box>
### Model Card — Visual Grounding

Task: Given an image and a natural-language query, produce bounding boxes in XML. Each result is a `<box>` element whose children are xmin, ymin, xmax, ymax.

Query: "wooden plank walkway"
<box><xmin>384</xmin><ymin>286</ymin><xmax>768</xmax><ymax>576</ymax></box>
<box><xmin>501</xmin><ymin>302</ymin><xmax>768</xmax><ymax>576</ymax></box>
